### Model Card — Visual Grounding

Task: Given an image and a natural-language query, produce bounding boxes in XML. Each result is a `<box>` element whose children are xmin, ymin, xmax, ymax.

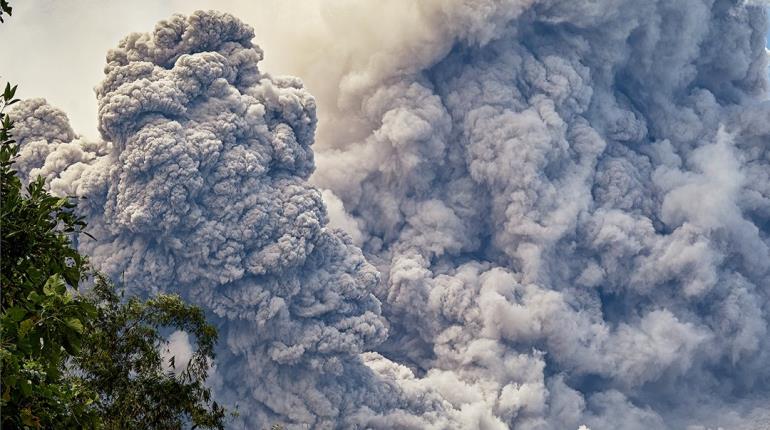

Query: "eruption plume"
<box><xmin>13</xmin><ymin>2</ymin><xmax>770</xmax><ymax>428</ymax></box>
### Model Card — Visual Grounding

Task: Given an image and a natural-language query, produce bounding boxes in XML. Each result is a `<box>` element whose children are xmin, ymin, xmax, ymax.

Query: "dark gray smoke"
<box><xmin>13</xmin><ymin>2</ymin><xmax>770</xmax><ymax>429</ymax></box>
<box><xmin>12</xmin><ymin>11</ymin><xmax>393</xmax><ymax>429</ymax></box>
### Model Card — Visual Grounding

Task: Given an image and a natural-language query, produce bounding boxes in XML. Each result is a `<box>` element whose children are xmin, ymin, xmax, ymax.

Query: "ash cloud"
<box><xmin>13</xmin><ymin>11</ymin><xmax>395</xmax><ymax>429</ymax></box>
<box><xmin>314</xmin><ymin>0</ymin><xmax>770</xmax><ymax>428</ymax></box>
<box><xmin>12</xmin><ymin>1</ymin><xmax>770</xmax><ymax>429</ymax></box>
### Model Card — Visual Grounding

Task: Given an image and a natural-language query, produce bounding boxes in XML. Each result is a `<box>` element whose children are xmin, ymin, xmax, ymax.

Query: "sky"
<box><xmin>1</xmin><ymin>0</ymin><xmax>483</xmax><ymax>147</ymax></box>
<box><xmin>3</xmin><ymin>1</ymin><xmax>768</xmax><ymax>141</ymax></box>
<box><xmin>4</xmin><ymin>2</ymin><xmax>770</xmax><ymax>430</ymax></box>
<box><xmin>0</xmin><ymin>0</ymin><xmax>342</xmax><ymax>140</ymax></box>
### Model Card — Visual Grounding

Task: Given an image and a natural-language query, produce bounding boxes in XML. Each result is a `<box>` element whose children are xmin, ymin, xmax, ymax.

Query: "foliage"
<box><xmin>0</xmin><ymin>0</ymin><xmax>11</xmax><ymax>23</ymax></box>
<box><xmin>1</xmin><ymin>6</ymin><xmax>229</xmax><ymax>428</ymax></box>
<box><xmin>73</xmin><ymin>275</ymin><xmax>228</xmax><ymax>429</ymax></box>
<box><xmin>0</xmin><ymin>82</ymin><xmax>230</xmax><ymax>428</ymax></box>
<box><xmin>1</xmin><ymin>79</ymin><xmax>99</xmax><ymax>428</ymax></box>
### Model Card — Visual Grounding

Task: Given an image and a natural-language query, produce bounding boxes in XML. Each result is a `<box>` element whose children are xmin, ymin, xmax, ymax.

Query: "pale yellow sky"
<box><xmin>0</xmin><ymin>0</ymin><xmax>507</xmax><ymax>148</ymax></box>
<box><xmin>0</xmin><ymin>1</ymin><xmax>335</xmax><ymax>139</ymax></box>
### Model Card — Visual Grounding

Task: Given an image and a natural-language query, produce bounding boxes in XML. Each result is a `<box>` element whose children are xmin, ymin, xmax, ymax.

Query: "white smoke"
<box><xmin>11</xmin><ymin>1</ymin><xmax>770</xmax><ymax>429</ymax></box>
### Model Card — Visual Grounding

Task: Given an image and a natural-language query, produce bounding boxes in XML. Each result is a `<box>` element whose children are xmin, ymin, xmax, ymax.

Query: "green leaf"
<box><xmin>62</xmin><ymin>332</ymin><xmax>81</xmax><ymax>355</ymax></box>
<box><xmin>60</xmin><ymin>291</ymin><xmax>72</xmax><ymax>304</ymax></box>
<box><xmin>43</xmin><ymin>274</ymin><xmax>66</xmax><ymax>296</ymax></box>
<box><xmin>27</xmin><ymin>291</ymin><xmax>42</xmax><ymax>304</ymax></box>
<box><xmin>19</xmin><ymin>318</ymin><xmax>35</xmax><ymax>337</ymax></box>
<box><xmin>62</xmin><ymin>266</ymin><xmax>80</xmax><ymax>287</ymax></box>
<box><xmin>20</xmin><ymin>407</ymin><xmax>35</xmax><ymax>426</ymax></box>
<box><xmin>65</xmin><ymin>318</ymin><xmax>83</xmax><ymax>334</ymax></box>
<box><xmin>5</xmin><ymin>306</ymin><xmax>26</xmax><ymax>322</ymax></box>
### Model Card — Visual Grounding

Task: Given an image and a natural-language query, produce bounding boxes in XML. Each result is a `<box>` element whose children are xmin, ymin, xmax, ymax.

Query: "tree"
<box><xmin>0</xmin><ymin>6</ymin><xmax>230</xmax><ymax>427</ymax></box>
<box><xmin>0</xmin><ymin>6</ymin><xmax>227</xmax><ymax>429</ymax></box>
<box><xmin>1</xmin><ymin>8</ymin><xmax>230</xmax><ymax>426</ymax></box>
<box><xmin>1</xmin><ymin>81</ymin><xmax>231</xmax><ymax>429</ymax></box>
<box><xmin>1</xmin><ymin>79</ymin><xmax>99</xmax><ymax>428</ymax></box>
<box><xmin>73</xmin><ymin>276</ymin><xmax>228</xmax><ymax>430</ymax></box>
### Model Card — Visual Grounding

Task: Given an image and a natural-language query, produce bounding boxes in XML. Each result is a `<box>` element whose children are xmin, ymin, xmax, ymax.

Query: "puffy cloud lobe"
<box><xmin>11</xmin><ymin>98</ymin><xmax>77</xmax><ymax>183</ymax></box>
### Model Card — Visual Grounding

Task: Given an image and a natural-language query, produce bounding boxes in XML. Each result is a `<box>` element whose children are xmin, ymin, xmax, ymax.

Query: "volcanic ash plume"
<box><xmin>12</xmin><ymin>2</ymin><xmax>770</xmax><ymax>429</ymax></box>
<box><xmin>12</xmin><ymin>11</ymin><xmax>421</xmax><ymax>429</ymax></box>
<box><xmin>311</xmin><ymin>0</ymin><xmax>770</xmax><ymax>429</ymax></box>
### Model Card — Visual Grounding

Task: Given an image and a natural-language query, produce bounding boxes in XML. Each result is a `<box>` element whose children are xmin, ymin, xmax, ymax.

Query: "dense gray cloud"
<box><xmin>313</xmin><ymin>0</ymin><xmax>770</xmax><ymax>428</ymax></box>
<box><xmin>11</xmin><ymin>1</ymin><xmax>770</xmax><ymax>429</ymax></box>
<box><xmin>13</xmin><ymin>11</ymin><xmax>397</xmax><ymax>429</ymax></box>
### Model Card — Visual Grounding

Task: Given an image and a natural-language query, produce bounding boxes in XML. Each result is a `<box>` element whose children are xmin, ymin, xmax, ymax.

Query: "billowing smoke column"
<box><xmin>312</xmin><ymin>0</ymin><xmax>770</xmax><ymax>428</ymax></box>
<box><xmin>11</xmin><ymin>2</ymin><xmax>770</xmax><ymax>429</ymax></box>
<box><xmin>11</xmin><ymin>11</ymin><xmax>396</xmax><ymax>429</ymax></box>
